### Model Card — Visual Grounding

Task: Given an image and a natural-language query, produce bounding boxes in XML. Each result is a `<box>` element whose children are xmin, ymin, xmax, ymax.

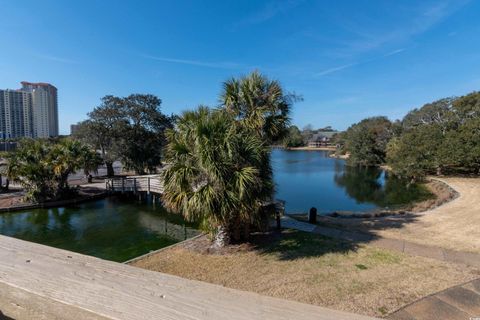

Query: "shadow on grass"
<box><xmin>248</xmin><ymin>229</ymin><xmax>360</xmax><ymax>261</ymax></box>
<box><xmin>246</xmin><ymin>209</ymin><xmax>423</xmax><ymax>261</ymax></box>
<box><xmin>314</xmin><ymin>212</ymin><xmax>421</xmax><ymax>233</ymax></box>
<box><xmin>0</xmin><ymin>310</ymin><xmax>14</xmax><ymax>320</ymax></box>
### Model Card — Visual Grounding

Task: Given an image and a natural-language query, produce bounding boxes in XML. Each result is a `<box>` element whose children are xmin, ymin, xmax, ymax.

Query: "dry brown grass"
<box><xmin>132</xmin><ymin>230</ymin><xmax>480</xmax><ymax>318</ymax></box>
<box><xmin>316</xmin><ymin>177</ymin><xmax>480</xmax><ymax>253</ymax></box>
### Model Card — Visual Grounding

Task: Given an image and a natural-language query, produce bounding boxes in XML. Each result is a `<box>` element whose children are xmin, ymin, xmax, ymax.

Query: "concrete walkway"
<box><xmin>281</xmin><ymin>216</ymin><xmax>480</xmax><ymax>268</ymax></box>
<box><xmin>388</xmin><ymin>278</ymin><xmax>480</xmax><ymax>319</ymax></box>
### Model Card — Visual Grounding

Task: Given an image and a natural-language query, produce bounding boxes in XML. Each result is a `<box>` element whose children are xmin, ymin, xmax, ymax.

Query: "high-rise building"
<box><xmin>21</xmin><ymin>82</ymin><xmax>59</xmax><ymax>138</ymax></box>
<box><xmin>0</xmin><ymin>82</ymin><xmax>59</xmax><ymax>139</ymax></box>
<box><xmin>0</xmin><ymin>89</ymin><xmax>33</xmax><ymax>138</ymax></box>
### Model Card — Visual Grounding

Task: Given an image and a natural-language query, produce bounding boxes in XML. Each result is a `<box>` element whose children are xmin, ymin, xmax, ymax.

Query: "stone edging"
<box><xmin>124</xmin><ymin>233</ymin><xmax>205</xmax><ymax>265</ymax></box>
<box><xmin>0</xmin><ymin>192</ymin><xmax>108</xmax><ymax>214</ymax></box>
<box><xmin>414</xmin><ymin>177</ymin><xmax>460</xmax><ymax>215</ymax></box>
<box><xmin>289</xmin><ymin>177</ymin><xmax>460</xmax><ymax>219</ymax></box>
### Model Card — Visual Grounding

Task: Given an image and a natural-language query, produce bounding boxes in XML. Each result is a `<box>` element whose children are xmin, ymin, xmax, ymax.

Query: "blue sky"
<box><xmin>1</xmin><ymin>0</ymin><xmax>479</xmax><ymax>134</ymax></box>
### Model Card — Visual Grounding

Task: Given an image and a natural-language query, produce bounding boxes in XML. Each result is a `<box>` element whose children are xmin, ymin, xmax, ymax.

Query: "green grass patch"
<box><xmin>366</xmin><ymin>250</ymin><xmax>402</xmax><ymax>264</ymax></box>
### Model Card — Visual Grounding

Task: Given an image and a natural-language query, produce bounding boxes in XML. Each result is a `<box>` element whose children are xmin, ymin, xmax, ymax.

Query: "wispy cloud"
<box><xmin>383</xmin><ymin>48</ymin><xmax>406</xmax><ymax>57</ymax></box>
<box><xmin>34</xmin><ymin>54</ymin><xmax>78</xmax><ymax>64</ymax></box>
<box><xmin>308</xmin><ymin>1</ymin><xmax>469</xmax><ymax>78</ymax></box>
<box><xmin>141</xmin><ymin>54</ymin><xmax>243</xmax><ymax>69</ymax></box>
<box><xmin>329</xmin><ymin>0</ymin><xmax>470</xmax><ymax>56</ymax></box>
<box><xmin>235</xmin><ymin>0</ymin><xmax>304</xmax><ymax>27</ymax></box>
<box><xmin>314</xmin><ymin>63</ymin><xmax>357</xmax><ymax>77</ymax></box>
<box><xmin>314</xmin><ymin>48</ymin><xmax>407</xmax><ymax>77</ymax></box>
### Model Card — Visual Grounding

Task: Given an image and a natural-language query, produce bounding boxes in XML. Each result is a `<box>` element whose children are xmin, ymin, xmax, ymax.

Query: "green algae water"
<box><xmin>0</xmin><ymin>197</ymin><xmax>199</xmax><ymax>262</ymax></box>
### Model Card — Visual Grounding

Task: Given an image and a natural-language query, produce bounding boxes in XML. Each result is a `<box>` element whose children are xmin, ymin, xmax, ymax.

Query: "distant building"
<box><xmin>21</xmin><ymin>82</ymin><xmax>59</xmax><ymax>138</ymax></box>
<box><xmin>0</xmin><ymin>82</ymin><xmax>59</xmax><ymax>139</ymax></box>
<box><xmin>307</xmin><ymin>131</ymin><xmax>337</xmax><ymax>148</ymax></box>
<box><xmin>0</xmin><ymin>89</ymin><xmax>33</xmax><ymax>138</ymax></box>
<box><xmin>70</xmin><ymin>123</ymin><xmax>80</xmax><ymax>135</ymax></box>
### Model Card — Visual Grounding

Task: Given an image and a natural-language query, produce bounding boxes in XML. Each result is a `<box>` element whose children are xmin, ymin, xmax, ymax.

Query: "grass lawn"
<box><xmin>131</xmin><ymin>229</ymin><xmax>480</xmax><ymax>317</ymax></box>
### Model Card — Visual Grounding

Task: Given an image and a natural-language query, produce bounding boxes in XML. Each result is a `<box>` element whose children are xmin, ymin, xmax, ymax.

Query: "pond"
<box><xmin>0</xmin><ymin>197</ymin><xmax>199</xmax><ymax>262</ymax></box>
<box><xmin>0</xmin><ymin>149</ymin><xmax>430</xmax><ymax>262</ymax></box>
<box><xmin>272</xmin><ymin>149</ymin><xmax>431</xmax><ymax>213</ymax></box>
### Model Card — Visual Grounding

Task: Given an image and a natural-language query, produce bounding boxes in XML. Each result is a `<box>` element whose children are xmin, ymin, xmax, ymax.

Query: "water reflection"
<box><xmin>333</xmin><ymin>165</ymin><xmax>430</xmax><ymax>209</ymax></box>
<box><xmin>272</xmin><ymin>149</ymin><xmax>431</xmax><ymax>213</ymax></box>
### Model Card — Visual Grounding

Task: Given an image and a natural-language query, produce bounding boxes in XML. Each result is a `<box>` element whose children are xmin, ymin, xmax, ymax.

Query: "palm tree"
<box><xmin>79</xmin><ymin>144</ymin><xmax>103</xmax><ymax>182</ymax></box>
<box><xmin>220</xmin><ymin>71</ymin><xmax>298</xmax><ymax>144</ymax></box>
<box><xmin>6</xmin><ymin>139</ymin><xmax>100</xmax><ymax>202</ymax></box>
<box><xmin>162</xmin><ymin>107</ymin><xmax>273</xmax><ymax>246</ymax></box>
<box><xmin>6</xmin><ymin>139</ymin><xmax>56</xmax><ymax>202</ymax></box>
<box><xmin>49</xmin><ymin>139</ymin><xmax>84</xmax><ymax>194</ymax></box>
<box><xmin>50</xmin><ymin>139</ymin><xmax>102</xmax><ymax>195</ymax></box>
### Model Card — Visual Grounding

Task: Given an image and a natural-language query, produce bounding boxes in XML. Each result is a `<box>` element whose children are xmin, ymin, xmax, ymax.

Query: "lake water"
<box><xmin>0</xmin><ymin>197</ymin><xmax>199</xmax><ymax>262</ymax></box>
<box><xmin>272</xmin><ymin>149</ymin><xmax>430</xmax><ymax>213</ymax></box>
<box><xmin>0</xmin><ymin>149</ymin><xmax>429</xmax><ymax>262</ymax></box>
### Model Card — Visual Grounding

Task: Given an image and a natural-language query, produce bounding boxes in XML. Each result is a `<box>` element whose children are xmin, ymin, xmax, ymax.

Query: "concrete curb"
<box><xmin>124</xmin><ymin>233</ymin><xmax>205</xmax><ymax>264</ymax></box>
<box><xmin>0</xmin><ymin>192</ymin><xmax>108</xmax><ymax>213</ymax></box>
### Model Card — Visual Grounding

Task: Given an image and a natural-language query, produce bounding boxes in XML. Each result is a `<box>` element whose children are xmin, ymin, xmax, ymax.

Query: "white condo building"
<box><xmin>0</xmin><ymin>82</ymin><xmax>59</xmax><ymax>139</ymax></box>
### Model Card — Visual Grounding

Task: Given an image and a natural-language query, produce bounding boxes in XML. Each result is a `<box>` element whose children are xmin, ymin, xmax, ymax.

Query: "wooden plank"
<box><xmin>0</xmin><ymin>281</ymin><xmax>109</xmax><ymax>320</ymax></box>
<box><xmin>0</xmin><ymin>235</ymin><xmax>376</xmax><ymax>320</ymax></box>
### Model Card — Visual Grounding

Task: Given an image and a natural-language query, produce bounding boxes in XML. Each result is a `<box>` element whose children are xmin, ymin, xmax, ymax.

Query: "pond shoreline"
<box><xmin>284</xmin><ymin>146</ymin><xmax>336</xmax><ymax>151</ymax></box>
<box><xmin>286</xmin><ymin>178</ymin><xmax>458</xmax><ymax>219</ymax></box>
<box><xmin>308</xmin><ymin>176</ymin><xmax>480</xmax><ymax>254</ymax></box>
<box><xmin>124</xmin><ymin>233</ymin><xmax>204</xmax><ymax>264</ymax></box>
<box><xmin>0</xmin><ymin>186</ymin><xmax>108</xmax><ymax>213</ymax></box>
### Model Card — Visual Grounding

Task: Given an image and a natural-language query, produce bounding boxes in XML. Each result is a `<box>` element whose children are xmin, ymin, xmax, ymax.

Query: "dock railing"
<box><xmin>105</xmin><ymin>175</ymin><xmax>164</xmax><ymax>195</ymax></box>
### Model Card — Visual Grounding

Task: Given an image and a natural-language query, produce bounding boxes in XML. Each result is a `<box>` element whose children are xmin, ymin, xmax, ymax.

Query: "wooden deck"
<box><xmin>105</xmin><ymin>175</ymin><xmax>164</xmax><ymax>194</ymax></box>
<box><xmin>0</xmin><ymin>235</ymin><xmax>377</xmax><ymax>320</ymax></box>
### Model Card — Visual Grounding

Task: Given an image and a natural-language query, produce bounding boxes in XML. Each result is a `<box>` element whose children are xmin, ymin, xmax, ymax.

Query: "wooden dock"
<box><xmin>0</xmin><ymin>235</ymin><xmax>378</xmax><ymax>320</ymax></box>
<box><xmin>105</xmin><ymin>175</ymin><xmax>164</xmax><ymax>195</ymax></box>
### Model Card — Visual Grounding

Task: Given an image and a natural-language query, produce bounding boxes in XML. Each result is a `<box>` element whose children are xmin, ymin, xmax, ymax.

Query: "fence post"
<box><xmin>133</xmin><ymin>178</ymin><xmax>137</xmax><ymax>193</ymax></box>
<box><xmin>147</xmin><ymin>177</ymin><xmax>151</xmax><ymax>194</ymax></box>
<box><xmin>122</xmin><ymin>178</ymin><xmax>125</xmax><ymax>193</ymax></box>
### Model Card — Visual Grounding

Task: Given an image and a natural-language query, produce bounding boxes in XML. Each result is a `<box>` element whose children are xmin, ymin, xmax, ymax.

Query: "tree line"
<box><xmin>282</xmin><ymin>125</ymin><xmax>337</xmax><ymax>148</ymax></box>
<box><xmin>336</xmin><ymin>91</ymin><xmax>480</xmax><ymax>181</ymax></box>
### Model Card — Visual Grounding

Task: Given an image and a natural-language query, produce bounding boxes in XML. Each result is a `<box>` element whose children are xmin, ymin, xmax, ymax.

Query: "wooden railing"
<box><xmin>105</xmin><ymin>175</ymin><xmax>164</xmax><ymax>194</ymax></box>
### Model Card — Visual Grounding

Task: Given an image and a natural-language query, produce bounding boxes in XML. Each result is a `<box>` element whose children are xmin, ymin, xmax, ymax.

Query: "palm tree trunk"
<box><xmin>436</xmin><ymin>166</ymin><xmax>443</xmax><ymax>176</ymax></box>
<box><xmin>213</xmin><ymin>225</ymin><xmax>230</xmax><ymax>248</ymax></box>
<box><xmin>242</xmin><ymin>223</ymin><xmax>250</xmax><ymax>241</ymax></box>
<box><xmin>106</xmin><ymin>161</ymin><xmax>115</xmax><ymax>177</ymax></box>
<box><xmin>232</xmin><ymin>217</ymin><xmax>242</xmax><ymax>242</ymax></box>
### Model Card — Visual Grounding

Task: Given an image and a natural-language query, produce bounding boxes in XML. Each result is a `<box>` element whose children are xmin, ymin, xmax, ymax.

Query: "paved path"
<box><xmin>388</xmin><ymin>278</ymin><xmax>480</xmax><ymax>319</ymax></box>
<box><xmin>0</xmin><ymin>235</ymin><xmax>378</xmax><ymax>320</ymax></box>
<box><xmin>281</xmin><ymin>216</ymin><xmax>480</xmax><ymax>268</ymax></box>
